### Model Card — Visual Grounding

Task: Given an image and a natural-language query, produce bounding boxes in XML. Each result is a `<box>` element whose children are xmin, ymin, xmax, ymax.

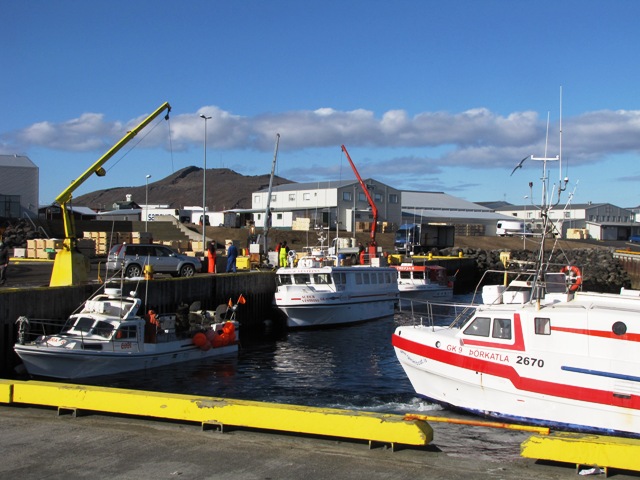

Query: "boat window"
<box><xmin>72</xmin><ymin>317</ymin><xmax>95</xmax><ymax>333</ymax></box>
<box><xmin>463</xmin><ymin>317</ymin><xmax>491</xmax><ymax>337</ymax></box>
<box><xmin>414</xmin><ymin>271</ymin><xmax>425</xmax><ymax>280</ymax></box>
<box><xmin>277</xmin><ymin>275</ymin><xmax>292</xmax><ymax>286</ymax></box>
<box><xmin>492</xmin><ymin>318</ymin><xmax>512</xmax><ymax>339</ymax></box>
<box><xmin>535</xmin><ymin>317</ymin><xmax>551</xmax><ymax>335</ymax></box>
<box><xmin>294</xmin><ymin>274</ymin><xmax>311</xmax><ymax>284</ymax></box>
<box><xmin>116</xmin><ymin>325</ymin><xmax>137</xmax><ymax>340</ymax></box>
<box><xmin>378</xmin><ymin>272</ymin><xmax>384</xmax><ymax>284</ymax></box>
<box><xmin>400</xmin><ymin>271</ymin><xmax>411</xmax><ymax>280</ymax></box>
<box><xmin>313</xmin><ymin>274</ymin><xmax>331</xmax><ymax>285</ymax></box>
<box><xmin>92</xmin><ymin>321</ymin><xmax>115</xmax><ymax>339</ymax></box>
<box><xmin>371</xmin><ymin>273</ymin><xmax>378</xmax><ymax>284</ymax></box>
<box><xmin>355</xmin><ymin>273</ymin><xmax>363</xmax><ymax>285</ymax></box>
<box><xmin>363</xmin><ymin>273</ymin><xmax>371</xmax><ymax>285</ymax></box>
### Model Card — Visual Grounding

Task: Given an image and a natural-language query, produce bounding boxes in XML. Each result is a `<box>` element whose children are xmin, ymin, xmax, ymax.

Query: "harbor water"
<box><xmin>80</xmin><ymin>310</ymin><xmax>443</xmax><ymax>416</ymax></box>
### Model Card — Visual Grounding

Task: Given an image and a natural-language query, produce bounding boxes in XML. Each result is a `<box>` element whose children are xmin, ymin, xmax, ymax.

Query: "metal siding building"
<box><xmin>0</xmin><ymin>155</ymin><xmax>39</xmax><ymax>218</ymax></box>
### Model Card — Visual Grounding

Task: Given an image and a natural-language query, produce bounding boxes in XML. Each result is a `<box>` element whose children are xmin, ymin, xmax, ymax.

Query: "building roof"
<box><xmin>0</xmin><ymin>154</ymin><xmax>37</xmax><ymax>169</ymax></box>
<box><xmin>402</xmin><ymin>209</ymin><xmax>512</xmax><ymax>222</ymax></box>
<box><xmin>401</xmin><ymin>191</ymin><xmax>493</xmax><ymax>212</ymax></box>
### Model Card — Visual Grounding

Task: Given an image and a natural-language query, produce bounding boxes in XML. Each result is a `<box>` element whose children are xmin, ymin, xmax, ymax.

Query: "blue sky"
<box><xmin>3</xmin><ymin>1</ymin><xmax>640</xmax><ymax>208</ymax></box>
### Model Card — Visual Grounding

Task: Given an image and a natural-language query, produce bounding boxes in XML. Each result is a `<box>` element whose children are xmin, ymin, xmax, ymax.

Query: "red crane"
<box><xmin>341</xmin><ymin>145</ymin><xmax>378</xmax><ymax>258</ymax></box>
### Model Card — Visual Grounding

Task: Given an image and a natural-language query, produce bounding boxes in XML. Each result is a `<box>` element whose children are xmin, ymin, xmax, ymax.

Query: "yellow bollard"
<box><xmin>143</xmin><ymin>264</ymin><xmax>154</xmax><ymax>280</ymax></box>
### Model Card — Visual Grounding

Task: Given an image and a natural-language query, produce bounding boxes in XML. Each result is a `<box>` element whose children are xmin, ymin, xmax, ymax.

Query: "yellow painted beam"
<box><xmin>0</xmin><ymin>380</ymin><xmax>432</xmax><ymax>447</ymax></box>
<box><xmin>521</xmin><ymin>432</ymin><xmax>640</xmax><ymax>473</ymax></box>
<box><xmin>0</xmin><ymin>381</ymin><xmax>12</xmax><ymax>403</ymax></box>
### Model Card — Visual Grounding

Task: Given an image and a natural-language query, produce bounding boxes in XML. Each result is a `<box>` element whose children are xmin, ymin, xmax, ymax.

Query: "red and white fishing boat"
<box><xmin>393</xmin><ymin>127</ymin><xmax>640</xmax><ymax>437</ymax></box>
<box><xmin>393</xmin><ymin>263</ymin><xmax>454</xmax><ymax>309</ymax></box>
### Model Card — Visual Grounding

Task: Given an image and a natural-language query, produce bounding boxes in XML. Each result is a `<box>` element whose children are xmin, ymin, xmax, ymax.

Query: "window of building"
<box><xmin>254</xmin><ymin>195</ymin><xmax>261</xmax><ymax>204</ymax></box>
<box><xmin>389</xmin><ymin>194</ymin><xmax>398</xmax><ymax>204</ymax></box>
<box><xmin>271</xmin><ymin>194</ymin><xmax>277</xmax><ymax>202</ymax></box>
<box><xmin>358</xmin><ymin>192</ymin><xmax>367</xmax><ymax>202</ymax></box>
<box><xmin>303</xmin><ymin>193</ymin><xmax>311</xmax><ymax>201</ymax></box>
<box><xmin>276</xmin><ymin>213</ymin><xmax>282</xmax><ymax>220</ymax></box>
<box><xmin>374</xmin><ymin>193</ymin><xmax>383</xmax><ymax>203</ymax></box>
<box><xmin>343</xmin><ymin>191</ymin><xmax>352</xmax><ymax>202</ymax></box>
<box><xmin>289</xmin><ymin>194</ymin><xmax>295</xmax><ymax>201</ymax></box>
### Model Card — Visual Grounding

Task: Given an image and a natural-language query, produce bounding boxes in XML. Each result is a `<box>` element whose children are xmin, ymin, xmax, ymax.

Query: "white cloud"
<box><xmin>3</xmin><ymin>105</ymin><xmax>640</xmax><ymax>175</ymax></box>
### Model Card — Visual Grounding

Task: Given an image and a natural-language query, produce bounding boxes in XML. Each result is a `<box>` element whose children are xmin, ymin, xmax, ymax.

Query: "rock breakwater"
<box><xmin>440</xmin><ymin>246</ymin><xmax>632</xmax><ymax>294</ymax></box>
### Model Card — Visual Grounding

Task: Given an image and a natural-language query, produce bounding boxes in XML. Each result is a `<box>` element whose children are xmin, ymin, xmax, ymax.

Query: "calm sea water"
<box><xmin>81</xmin><ymin>310</ymin><xmax>443</xmax><ymax>416</ymax></box>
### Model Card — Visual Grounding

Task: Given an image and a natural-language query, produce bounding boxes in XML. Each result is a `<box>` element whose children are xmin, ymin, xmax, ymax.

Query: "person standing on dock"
<box><xmin>226</xmin><ymin>240</ymin><xmax>238</xmax><ymax>273</ymax></box>
<box><xmin>207</xmin><ymin>240</ymin><xmax>217</xmax><ymax>274</ymax></box>
<box><xmin>279</xmin><ymin>241</ymin><xmax>289</xmax><ymax>267</ymax></box>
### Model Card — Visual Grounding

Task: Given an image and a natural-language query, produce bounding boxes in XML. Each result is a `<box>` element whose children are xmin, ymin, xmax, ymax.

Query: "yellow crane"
<box><xmin>49</xmin><ymin>102</ymin><xmax>172</xmax><ymax>287</ymax></box>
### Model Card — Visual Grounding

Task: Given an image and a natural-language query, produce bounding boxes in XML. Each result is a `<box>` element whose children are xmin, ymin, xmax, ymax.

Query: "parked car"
<box><xmin>106</xmin><ymin>243</ymin><xmax>201</xmax><ymax>278</ymax></box>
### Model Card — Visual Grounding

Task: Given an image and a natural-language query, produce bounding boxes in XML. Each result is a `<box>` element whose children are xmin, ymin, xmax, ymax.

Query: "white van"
<box><xmin>496</xmin><ymin>220</ymin><xmax>533</xmax><ymax>237</ymax></box>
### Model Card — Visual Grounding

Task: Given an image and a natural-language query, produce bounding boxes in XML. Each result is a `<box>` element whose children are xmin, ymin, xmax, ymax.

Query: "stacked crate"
<box><xmin>158</xmin><ymin>239</ymin><xmax>190</xmax><ymax>253</ymax></box>
<box><xmin>131</xmin><ymin>232</ymin><xmax>153</xmax><ymax>244</ymax></box>
<box><xmin>292</xmin><ymin>218</ymin><xmax>311</xmax><ymax>231</ymax></box>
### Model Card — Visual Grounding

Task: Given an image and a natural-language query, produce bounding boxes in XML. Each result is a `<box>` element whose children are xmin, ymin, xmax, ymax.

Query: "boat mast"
<box><xmin>263</xmin><ymin>133</ymin><xmax>280</xmax><ymax>256</ymax></box>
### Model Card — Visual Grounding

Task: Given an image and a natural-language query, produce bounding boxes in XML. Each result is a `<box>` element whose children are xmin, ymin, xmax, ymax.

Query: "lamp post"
<box><xmin>523</xmin><ymin>195</ymin><xmax>528</xmax><ymax>249</ymax></box>
<box><xmin>145</xmin><ymin>174</ymin><xmax>151</xmax><ymax>232</ymax></box>
<box><xmin>200</xmin><ymin>114</ymin><xmax>211</xmax><ymax>255</ymax></box>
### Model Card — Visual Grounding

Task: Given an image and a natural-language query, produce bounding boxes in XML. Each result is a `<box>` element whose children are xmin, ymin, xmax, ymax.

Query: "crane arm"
<box><xmin>55</xmin><ymin>101</ymin><xmax>171</xmax><ymax>210</ymax></box>
<box><xmin>55</xmin><ymin>102</ymin><xmax>171</xmax><ymax>240</ymax></box>
<box><xmin>263</xmin><ymin>133</ymin><xmax>280</xmax><ymax>253</ymax></box>
<box><xmin>341</xmin><ymin>145</ymin><xmax>378</xmax><ymax>246</ymax></box>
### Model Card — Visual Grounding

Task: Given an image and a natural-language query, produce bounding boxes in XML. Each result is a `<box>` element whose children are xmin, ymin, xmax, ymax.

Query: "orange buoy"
<box><xmin>192</xmin><ymin>332</ymin><xmax>207</xmax><ymax>347</ymax></box>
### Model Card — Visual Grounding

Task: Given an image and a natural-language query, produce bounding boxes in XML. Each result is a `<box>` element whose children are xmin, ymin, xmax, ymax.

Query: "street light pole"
<box><xmin>523</xmin><ymin>195</ymin><xmax>528</xmax><ymax>249</ymax></box>
<box><xmin>200</xmin><ymin>114</ymin><xmax>211</xmax><ymax>255</ymax></box>
<box><xmin>145</xmin><ymin>174</ymin><xmax>151</xmax><ymax>232</ymax></box>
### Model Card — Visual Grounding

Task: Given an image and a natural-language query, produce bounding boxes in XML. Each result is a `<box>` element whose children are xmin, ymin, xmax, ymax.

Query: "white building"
<box><xmin>251</xmin><ymin>179</ymin><xmax>402</xmax><ymax>233</ymax></box>
<box><xmin>0</xmin><ymin>154</ymin><xmax>39</xmax><ymax>218</ymax></box>
<box><xmin>496</xmin><ymin>202</ymin><xmax>639</xmax><ymax>240</ymax></box>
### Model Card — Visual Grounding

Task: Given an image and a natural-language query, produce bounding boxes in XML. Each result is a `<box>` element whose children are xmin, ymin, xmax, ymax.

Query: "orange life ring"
<box><xmin>561</xmin><ymin>265</ymin><xmax>582</xmax><ymax>292</ymax></box>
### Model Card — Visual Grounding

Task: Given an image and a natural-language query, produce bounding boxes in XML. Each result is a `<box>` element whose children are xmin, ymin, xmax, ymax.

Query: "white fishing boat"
<box><xmin>14</xmin><ymin>286</ymin><xmax>241</xmax><ymax>379</ymax></box>
<box><xmin>274</xmin><ymin>256</ymin><xmax>399</xmax><ymax>328</ymax></box>
<box><xmin>393</xmin><ymin>263</ymin><xmax>454</xmax><ymax>308</ymax></box>
<box><xmin>393</xmin><ymin>107</ymin><xmax>640</xmax><ymax>437</ymax></box>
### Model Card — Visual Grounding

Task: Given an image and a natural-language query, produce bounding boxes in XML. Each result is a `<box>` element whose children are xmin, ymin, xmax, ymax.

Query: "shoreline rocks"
<box><xmin>440</xmin><ymin>246</ymin><xmax>632</xmax><ymax>294</ymax></box>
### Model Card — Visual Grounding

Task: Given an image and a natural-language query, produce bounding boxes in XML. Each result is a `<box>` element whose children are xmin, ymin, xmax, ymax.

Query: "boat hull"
<box><xmin>280</xmin><ymin>298</ymin><xmax>396</xmax><ymax>328</ymax></box>
<box><xmin>14</xmin><ymin>341</ymin><xmax>238</xmax><ymax>380</ymax></box>
<box><xmin>393</xmin><ymin>311</ymin><xmax>640</xmax><ymax>437</ymax></box>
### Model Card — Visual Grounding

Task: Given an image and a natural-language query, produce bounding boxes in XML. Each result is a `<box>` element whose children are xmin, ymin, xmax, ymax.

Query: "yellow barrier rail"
<box><xmin>0</xmin><ymin>379</ymin><xmax>432</xmax><ymax>449</ymax></box>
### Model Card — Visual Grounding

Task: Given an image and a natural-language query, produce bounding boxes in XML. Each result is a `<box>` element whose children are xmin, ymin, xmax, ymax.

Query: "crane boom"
<box><xmin>50</xmin><ymin>102</ymin><xmax>172</xmax><ymax>287</ymax></box>
<box><xmin>263</xmin><ymin>133</ymin><xmax>280</xmax><ymax>255</ymax></box>
<box><xmin>341</xmin><ymin>145</ymin><xmax>378</xmax><ymax>247</ymax></box>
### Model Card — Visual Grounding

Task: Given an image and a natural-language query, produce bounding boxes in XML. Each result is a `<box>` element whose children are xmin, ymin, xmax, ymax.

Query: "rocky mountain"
<box><xmin>73</xmin><ymin>166</ymin><xmax>293</xmax><ymax>212</ymax></box>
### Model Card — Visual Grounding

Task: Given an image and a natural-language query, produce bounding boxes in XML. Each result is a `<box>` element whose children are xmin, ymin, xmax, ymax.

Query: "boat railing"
<box><xmin>15</xmin><ymin>317</ymin><xmax>68</xmax><ymax>345</ymax></box>
<box><xmin>397</xmin><ymin>298</ymin><xmax>478</xmax><ymax>330</ymax></box>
